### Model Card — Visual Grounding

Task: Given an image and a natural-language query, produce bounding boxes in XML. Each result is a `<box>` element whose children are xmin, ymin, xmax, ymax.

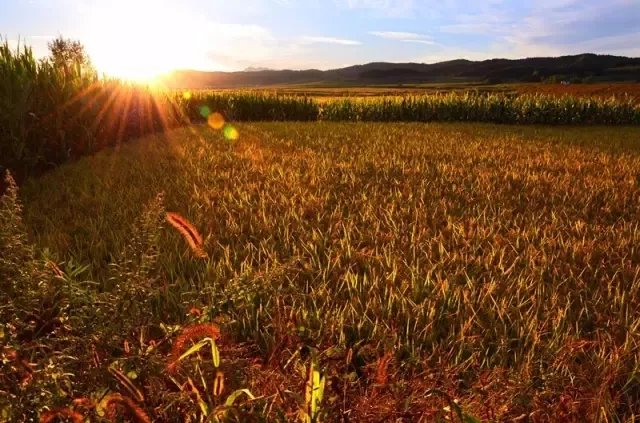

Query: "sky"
<box><xmin>2</xmin><ymin>0</ymin><xmax>640</xmax><ymax>77</ymax></box>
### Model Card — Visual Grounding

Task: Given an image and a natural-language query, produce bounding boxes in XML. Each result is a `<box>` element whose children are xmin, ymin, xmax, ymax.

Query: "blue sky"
<box><xmin>2</xmin><ymin>0</ymin><xmax>639</xmax><ymax>75</ymax></box>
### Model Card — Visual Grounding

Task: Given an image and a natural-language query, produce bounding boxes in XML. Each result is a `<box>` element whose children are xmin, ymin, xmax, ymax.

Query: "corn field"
<box><xmin>180</xmin><ymin>90</ymin><xmax>640</xmax><ymax>124</ymax></box>
<box><xmin>0</xmin><ymin>42</ymin><xmax>184</xmax><ymax>180</ymax></box>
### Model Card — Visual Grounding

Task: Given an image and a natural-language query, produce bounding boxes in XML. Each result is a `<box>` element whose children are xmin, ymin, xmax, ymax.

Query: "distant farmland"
<box><xmin>234</xmin><ymin>82</ymin><xmax>640</xmax><ymax>100</ymax></box>
<box><xmin>514</xmin><ymin>83</ymin><xmax>640</xmax><ymax>100</ymax></box>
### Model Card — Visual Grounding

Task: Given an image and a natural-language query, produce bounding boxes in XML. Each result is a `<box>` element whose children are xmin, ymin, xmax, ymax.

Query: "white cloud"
<box><xmin>370</xmin><ymin>31</ymin><xmax>424</xmax><ymax>40</ymax></box>
<box><xmin>403</xmin><ymin>39</ymin><xmax>438</xmax><ymax>45</ymax></box>
<box><xmin>301</xmin><ymin>36</ymin><xmax>362</xmax><ymax>45</ymax></box>
<box><xmin>370</xmin><ymin>31</ymin><xmax>436</xmax><ymax>45</ymax></box>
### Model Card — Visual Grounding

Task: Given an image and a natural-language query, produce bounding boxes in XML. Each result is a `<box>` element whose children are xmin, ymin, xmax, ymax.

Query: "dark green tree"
<box><xmin>47</xmin><ymin>35</ymin><xmax>91</xmax><ymax>70</ymax></box>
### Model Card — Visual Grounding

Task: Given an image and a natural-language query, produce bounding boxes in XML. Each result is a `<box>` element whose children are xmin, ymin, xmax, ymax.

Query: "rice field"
<box><xmin>3</xmin><ymin>122</ymin><xmax>640</xmax><ymax>422</ymax></box>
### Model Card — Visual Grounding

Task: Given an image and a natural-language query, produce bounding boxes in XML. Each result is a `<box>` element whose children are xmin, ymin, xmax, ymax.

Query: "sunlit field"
<box><xmin>3</xmin><ymin>40</ymin><xmax>640</xmax><ymax>422</ymax></box>
<box><xmin>3</xmin><ymin>122</ymin><xmax>638</xmax><ymax>422</ymax></box>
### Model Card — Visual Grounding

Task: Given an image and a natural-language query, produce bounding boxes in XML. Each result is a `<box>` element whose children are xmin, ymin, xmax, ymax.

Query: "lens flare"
<box><xmin>183</xmin><ymin>91</ymin><xmax>192</xmax><ymax>100</ymax></box>
<box><xmin>208</xmin><ymin>113</ymin><xmax>225</xmax><ymax>130</ymax></box>
<box><xmin>223</xmin><ymin>125</ymin><xmax>239</xmax><ymax>141</ymax></box>
<box><xmin>199</xmin><ymin>106</ymin><xmax>211</xmax><ymax>118</ymax></box>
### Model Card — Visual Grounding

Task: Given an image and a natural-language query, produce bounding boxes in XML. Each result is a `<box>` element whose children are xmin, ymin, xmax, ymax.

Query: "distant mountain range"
<box><xmin>160</xmin><ymin>54</ymin><xmax>640</xmax><ymax>89</ymax></box>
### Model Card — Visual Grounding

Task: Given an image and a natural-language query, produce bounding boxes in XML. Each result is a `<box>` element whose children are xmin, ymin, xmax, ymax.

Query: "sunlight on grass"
<box><xmin>16</xmin><ymin>122</ymin><xmax>640</xmax><ymax>422</ymax></box>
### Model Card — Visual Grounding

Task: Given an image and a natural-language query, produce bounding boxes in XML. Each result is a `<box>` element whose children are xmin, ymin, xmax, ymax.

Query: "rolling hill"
<box><xmin>159</xmin><ymin>53</ymin><xmax>640</xmax><ymax>89</ymax></box>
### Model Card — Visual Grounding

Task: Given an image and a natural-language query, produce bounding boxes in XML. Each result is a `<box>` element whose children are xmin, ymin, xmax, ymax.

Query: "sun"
<box><xmin>82</xmin><ymin>1</ymin><xmax>192</xmax><ymax>82</ymax></box>
<box><xmin>94</xmin><ymin>46</ymin><xmax>172</xmax><ymax>83</ymax></box>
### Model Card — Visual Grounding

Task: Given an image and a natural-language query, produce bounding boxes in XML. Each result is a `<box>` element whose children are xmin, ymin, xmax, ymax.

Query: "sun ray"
<box><xmin>115</xmin><ymin>87</ymin><xmax>134</xmax><ymax>149</ymax></box>
<box><xmin>91</xmin><ymin>85</ymin><xmax>124</xmax><ymax>150</ymax></box>
<box><xmin>140</xmin><ymin>90</ymin><xmax>152</xmax><ymax>138</ymax></box>
<box><xmin>40</xmin><ymin>81</ymin><xmax>103</xmax><ymax>127</ymax></box>
<box><xmin>91</xmin><ymin>84</ymin><xmax>121</xmax><ymax>131</ymax></box>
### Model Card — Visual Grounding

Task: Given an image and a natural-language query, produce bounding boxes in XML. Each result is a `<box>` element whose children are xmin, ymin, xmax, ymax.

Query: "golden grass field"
<box><xmin>3</xmin><ymin>122</ymin><xmax>638</xmax><ymax>422</ymax></box>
